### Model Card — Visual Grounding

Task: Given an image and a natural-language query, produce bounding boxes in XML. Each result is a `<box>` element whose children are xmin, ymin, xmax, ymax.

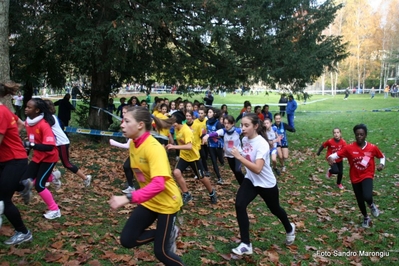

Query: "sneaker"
<box><xmin>274</xmin><ymin>168</ymin><xmax>281</xmax><ymax>176</ymax></box>
<box><xmin>209</xmin><ymin>190</ymin><xmax>217</xmax><ymax>204</ymax></box>
<box><xmin>83</xmin><ymin>175</ymin><xmax>92</xmax><ymax>187</ymax></box>
<box><xmin>326</xmin><ymin>168</ymin><xmax>332</xmax><ymax>178</ymax></box>
<box><xmin>122</xmin><ymin>186</ymin><xmax>135</xmax><ymax>193</ymax></box>
<box><xmin>182</xmin><ymin>192</ymin><xmax>192</xmax><ymax>205</ymax></box>
<box><xmin>362</xmin><ymin>217</ymin><xmax>371</xmax><ymax>228</ymax></box>
<box><xmin>175</xmin><ymin>156</ymin><xmax>179</xmax><ymax>161</ymax></box>
<box><xmin>43</xmin><ymin>209</ymin><xmax>61</xmax><ymax>220</ymax></box>
<box><xmin>51</xmin><ymin>170</ymin><xmax>62</xmax><ymax>190</ymax></box>
<box><xmin>337</xmin><ymin>184</ymin><xmax>344</xmax><ymax>190</ymax></box>
<box><xmin>370</xmin><ymin>203</ymin><xmax>380</xmax><ymax>217</ymax></box>
<box><xmin>204</xmin><ymin>171</ymin><xmax>211</xmax><ymax>177</ymax></box>
<box><xmin>20</xmin><ymin>179</ymin><xmax>33</xmax><ymax>205</ymax></box>
<box><xmin>217</xmin><ymin>178</ymin><xmax>223</xmax><ymax>185</ymax></box>
<box><xmin>169</xmin><ymin>225</ymin><xmax>179</xmax><ymax>254</ymax></box>
<box><xmin>281</xmin><ymin>166</ymin><xmax>286</xmax><ymax>172</ymax></box>
<box><xmin>45</xmin><ymin>182</ymin><xmax>51</xmax><ymax>187</ymax></box>
<box><xmin>286</xmin><ymin>223</ymin><xmax>296</xmax><ymax>245</ymax></box>
<box><xmin>0</xmin><ymin>201</ymin><xmax>3</xmax><ymax>229</ymax></box>
<box><xmin>232</xmin><ymin>242</ymin><xmax>253</xmax><ymax>255</ymax></box>
<box><xmin>4</xmin><ymin>230</ymin><xmax>33</xmax><ymax>245</ymax></box>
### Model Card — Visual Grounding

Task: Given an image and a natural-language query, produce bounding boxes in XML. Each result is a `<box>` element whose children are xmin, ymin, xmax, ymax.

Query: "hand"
<box><xmin>108</xmin><ymin>195</ymin><xmax>130</xmax><ymax>209</ymax></box>
<box><xmin>202</xmin><ymin>135</ymin><xmax>209</xmax><ymax>145</ymax></box>
<box><xmin>327</xmin><ymin>156</ymin><xmax>335</xmax><ymax>165</ymax></box>
<box><xmin>377</xmin><ymin>164</ymin><xmax>384</xmax><ymax>171</ymax></box>
<box><xmin>166</xmin><ymin>144</ymin><xmax>175</xmax><ymax>150</ymax></box>
<box><xmin>316</xmin><ymin>152</ymin><xmax>320</xmax><ymax>156</ymax></box>
<box><xmin>230</xmin><ymin>146</ymin><xmax>241</xmax><ymax>159</ymax></box>
<box><xmin>22</xmin><ymin>140</ymin><xmax>30</xmax><ymax>148</ymax></box>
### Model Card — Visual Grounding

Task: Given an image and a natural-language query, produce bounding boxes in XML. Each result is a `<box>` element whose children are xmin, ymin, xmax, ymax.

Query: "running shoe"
<box><xmin>286</xmin><ymin>223</ymin><xmax>296</xmax><ymax>245</ymax></box>
<box><xmin>52</xmin><ymin>170</ymin><xmax>62</xmax><ymax>190</ymax></box>
<box><xmin>43</xmin><ymin>209</ymin><xmax>61</xmax><ymax>220</ymax></box>
<box><xmin>83</xmin><ymin>175</ymin><xmax>92</xmax><ymax>187</ymax></box>
<box><xmin>370</xmin><ymin>203</ymin><xmax>380</xmax><ymax>217</ymax></box>
<box><xmin>337</xmin><ymin>184</ymin><xmax>344</xmax><ymax>190</ymax></box>
<box><xmin>326</xmin><ymin>168</ymin><xmax>332</xmax><ymax>178</ymax></box>
<box><xmin>232</xmin><ymin>242</ymin><xmax>253</xmax><ymax>255</ymax></box>
<box><xmin>122</xmin><ymin>186</ymin><xmax>135</xmax><ymax>193</ymax></box>
<box><xmin>4</xmin><ymin>230</ymin><xmax>32</xmax><ymax>245</ymax></box>
<box><xmin>169</xmin><ymin>225</ymin><xmax>179</xmax><ymax>254</ymax></box>
<box><xmin>209</xmin><ymin>190</ymin><xmax>217</xmax><ymax>204</ymax></box>
<box><xmin>362</xmin><ymin>217</ymin><xmax>371</xmax><ymax>228</ymax></box>
<box><xmin>20</xmin><ymin>179</ymin><xmax>33</xmax><ymax>205</ymax></box>
<box><xmin>182</xmin><ymin>192</ymin><xmax>192</xmax><ymax>205</ymax></box>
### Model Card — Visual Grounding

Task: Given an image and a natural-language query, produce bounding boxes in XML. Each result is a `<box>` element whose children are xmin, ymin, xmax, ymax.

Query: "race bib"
<box><xmin>133</xmin><ymin>168</ymin><xmax>146</xmax><ymax>182</ymax></box>
<box><xmin>228</xmin><ymin>140</ymin><xmax>234</xmax><ymax>148</ymax></box>
<box><xmin>360</xmin><ymin>156</ymin><xmax>370</xmax><ymax>167</ymax></box>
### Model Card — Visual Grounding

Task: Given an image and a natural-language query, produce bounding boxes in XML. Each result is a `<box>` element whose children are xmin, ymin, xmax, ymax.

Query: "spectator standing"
<box><xmin>12</xmin><ymin>92</ymin><xmax>24</xmax><ymax>119</ymax></box>
<box><xmin>370</xmin><ymin>87</ymin><xmax>375</xmax><ymax>99</ymax></box>
<box><xmin>383</xmin><ymin>85</ymin><xmax>389</xmax><ymax>99</ymax></box>
<box><xmin>71</xmin><ymin>86</ymin><xmax>81</xmax><ymax>108</ymax></box>
<box><xmin>278</xmin><ymin>94</ymin><xmax>288</xmax><ymax>117</ymax></box>
<box><xmin>54</xmin><ymin>93</ymin><xmax>75</xmax><ymax>128</ymax></box>
<box><xmin>204</xmin><ymin>90</ymin><xmax>214</xmax><ymax>106</ymax></box>
<box><xmin>286</xmin><ymin>95</ymin><xmax>297</xmax><ymax>129</ymax></box>
<box><xmin>107</xmin><ymin>98</ymin><xmax>116</xmax><ymax>126</ymax></box>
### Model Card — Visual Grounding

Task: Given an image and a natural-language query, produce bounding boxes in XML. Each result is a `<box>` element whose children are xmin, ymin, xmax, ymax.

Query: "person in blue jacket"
<box><xmin>286</xmin><ymin>95</ymin><xmax>297</xmax><ymax>129</ymax></box>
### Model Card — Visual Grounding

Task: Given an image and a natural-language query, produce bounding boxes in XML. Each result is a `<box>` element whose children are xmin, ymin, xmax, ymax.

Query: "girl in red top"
<box><xmin>317</xmin><ymin>128</ymin><xmax>347</xmax><ymax>189</ymax></box>
<box><xmin>0</xmin><ymin>101</ymin><xmax>32</xmax><ymax>245</ymax></box>
<box><xmin>328</xmin><ymin>124</ymin><xmax>385</xmax><ymax>228</ymax></box>
<box><xmin>24</xmin><ymin>98</ymin><xmax>61</xmax><ymax>220</ymax></box>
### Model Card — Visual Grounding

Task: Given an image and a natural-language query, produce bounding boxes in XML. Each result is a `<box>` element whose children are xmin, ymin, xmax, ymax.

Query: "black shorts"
<box><xmin>176</xmin><ymin>158</ymin><xmax>204</xmax><ymax>179</ymax></box>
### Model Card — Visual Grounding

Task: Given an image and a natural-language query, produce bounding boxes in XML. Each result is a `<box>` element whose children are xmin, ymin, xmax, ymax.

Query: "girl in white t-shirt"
<box><xmin>229</xmin><ymin>113</ymin><xmax>296</xmax><ymax>255</ymax></box>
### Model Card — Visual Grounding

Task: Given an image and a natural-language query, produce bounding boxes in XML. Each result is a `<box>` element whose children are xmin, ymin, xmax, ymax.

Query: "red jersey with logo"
<box><xmin>322</xmin><ymin>138</ymin><xmax>347</xmax><ymax>162</ymax></box>
<box><xmin>25</xmin><ymin>119</ymin><xmax>58</xmax><ymax>163</ymax></box>
<box><xmin>0</xmin><ymin>105</ymin><xmax>27</xmax><ymax>162</ymax></box>
<box><xmin>336</xmin><ymin>142</ymin><xmax>384</xmax><ymax>184</ymax></box>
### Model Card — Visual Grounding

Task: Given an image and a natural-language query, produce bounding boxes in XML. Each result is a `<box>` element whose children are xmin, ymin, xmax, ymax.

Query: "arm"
<box><xmin>166</xmin><ymin>142</ymin><xmax>192</xmax><ymax>150</ymax></box>
<box><xmin>230</xmin><ymin>146</ymin><xmax>264</xmax><ymax>174</ymax></box>
<box><xmin>284</xmin><ymin>122</ymin><xmax>296</xmax><ymax>133</ymax></box>
<box><xmin>110</xmin><ymin>138</ymin><xmax>131</xmax><ymax>149</ymax></box>
<box><xmin>108</xmin><ymin>176</ymin><xmax>166</xmax><ymax>209</ymax></box>
<box><xmin>327</xmin><ymin>152</ymin><xmax>339</xmax><ymax>165</ymax></box>
<box><xmin>316</xmin><ymin>145</ymin><xmax>324</xmax><ymax>156</ymax></box>
<box><xmin>23</xmin><ymin>141</ymin><xmax>54</xmax><ymax>151</ymax></box>
<box><xmin>17</xmin><ymin>118</ymin><xmax>25</xmax><ymax>133</ymax></box>
<box><xmin>377</xmin><ymin>157</ymin><xmax>385</xmax><ymax>171</ymax></box>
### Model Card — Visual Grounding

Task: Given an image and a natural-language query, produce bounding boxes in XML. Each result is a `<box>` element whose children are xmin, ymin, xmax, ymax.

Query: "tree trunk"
<box><xmin>88</xmin><ymin>69</ymin><xmax>111</xmax><ymax>130</ymax></box>
<box><xmin>0</xmin><ymin>0</ymin><xmax>13</xmax><ymax>111</ymax></box>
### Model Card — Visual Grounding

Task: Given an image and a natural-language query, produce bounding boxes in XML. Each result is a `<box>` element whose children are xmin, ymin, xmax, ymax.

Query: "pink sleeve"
<box><xmin>109</xmin><ymin>138</ymin><xmax>131</xmax><ymax>149</ymax></box>
<box><xmin>131</xmin><ymin>176</ymin><xmax>166</xmax><ymax>204</ymax></box>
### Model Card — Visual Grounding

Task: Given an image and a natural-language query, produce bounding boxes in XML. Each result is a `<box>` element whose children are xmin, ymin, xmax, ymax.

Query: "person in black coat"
<box><xmin>54</xmin><ymin>93</ymin><xmax>75</xmax><ymax>128</ymax></box>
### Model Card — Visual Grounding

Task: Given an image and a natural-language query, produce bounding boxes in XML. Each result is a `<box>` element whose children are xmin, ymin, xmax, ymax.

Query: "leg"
<box><xmin>227</xmin><ymin>157</ymin><xmax>244</xmax><ymax>185</ymax></box>
<box><xmin>123</xmin><ymin>157</ymin><xmax>135</xmax><ymax>188</ymax></box>
<box><xmin>258</xmin><ymin>185</ymin><xmax>292</xmax><ymax>233</ymax></box>
<box><xmin>173</xmin><ymin>159</ymin><xmax>189</xmax><ymax>193</ymax></box>
<box><xmin>34</xmin><ymin>162</ymin><xmax>59</xmax><ymax>212</ymax></box>
<box><xmin>120</xmin><ymin>205</ymin><xmax>157</xmax><ymax>248</ymax></box>
<box><xmin>0</xmin><ymin>159</ymin><xmax>30</xmax><ymax>233</ymax></box>
<box><xmin>216</xmin><ymin>148</ymin><xmax>225</xmax><ymax>166</ymax></box>
<box><xmin>58</xmin><ymin>145</ymin><xmax>87</xmax><ymax>181</ymax></box>
<box><xmin>208</xmin><ymin>148</ymin><xmax>222</xmax><ymax>181</ymax></box>
<box><xmin>199</xmin><ymin>146</ymin><xmax>209</xmax><ymax>172</ymax></box>
<box><xmin>235</xmin><ymin>179</ymin><xmax>258</xmax><ymax>244</ymax></box>
<box><xmin>351</xmin><ymin>181</ymin><xmax>368</xmax><ymax>217</ymax></box>
<box><xmin>336</xmin><ymin>161</ymin><xmax>343</xmax><ymax>185</ymax></box>
<box><xmin>361</xmin><ymin>178</ymin><xmax>374</xmax><ymax>206</ymax></box>
<box><xmin>154</xmin><ymin>213</ymin><xmax>185</xmax><ymax>265</ymax></box>
<box><xmin>281</xmin><ymin>147</ymin><xmax>289</xmax><ymax>170</ymax></box>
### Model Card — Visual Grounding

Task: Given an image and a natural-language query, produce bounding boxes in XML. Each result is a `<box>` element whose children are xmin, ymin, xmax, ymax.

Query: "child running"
<box><xmin>205</xmin><ymin>107</ymin><xmax>225</xmax><ymax>184</ymax></box>
<box><xmin>328</xmin><ymin>124</ymin><xmax>385</xmax><ymax>228</ymax></box>
<box><xmin>0</xmin><ymin>101</ymin><xmax>32</xmax><ymax>244</ymax></box>
<box><xmin>202</xmin><ymin>115</ymin><xmax>244</xmax><ymax>185</ymax></box>
<box><xmin>108</xmin><ymin>106</ymin><xmax>185</xmax><ymax>265</ymax></box>
<box><xmin>44</xmin><ymin>100</ymin><xmax>92</xmax><ymax>188</ymax></box>
<box><xmin>23</xmin><ymin>98</ymin><xmax>61</xmax><ymax>219</ymax></box>
<box><xmin>230</xmin><ymin>113</ymin><xmax>295</xmax><ymax>255</ymax></box>
<box><xmin>263</xmin><ymin>118</ymin><xmax>282</xmax><ymax>176</ymax></box>
<box><xmin>317</xmin><ymin>128</ymin><xmax>347</xmax><ymax>189</ymax></box>
<box><xmin>166</xmin><ymin>111</ymin><xmax>217</xmax><ymax>205</ymax></box>
<box><xmin>273</xmin><ymin>113</ymin><xmax>296</xmax><ymax>173</ymax></box>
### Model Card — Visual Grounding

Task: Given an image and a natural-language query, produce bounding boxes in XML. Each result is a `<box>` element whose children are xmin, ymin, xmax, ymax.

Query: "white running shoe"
<box><xmin>122</xmin><ymin>186</ymin><xmax>135</xmax><ymax>193</ymax></box>
<box><xmin>83</xmin><ymin>175</ymin><xmax>92</xmax><ymax>187</ymax></box>
<box><xmin>232</xmin><ymin>242</ymin><xmax>253</xmax><ymax>255</ymax></box>
<box><xmin>286</xmin><ymin>223</ymin><xmax>296</xmax><ymax>245</ymax></box>
<box><xmin>43</xmin><ymin>209</ymin><xmax>61</xmax><ymax>220</ymax></box>
<box><xmin>51</xmin><ymin>170</ymin><xmax>62</xmax><ymax>190</ymax></box>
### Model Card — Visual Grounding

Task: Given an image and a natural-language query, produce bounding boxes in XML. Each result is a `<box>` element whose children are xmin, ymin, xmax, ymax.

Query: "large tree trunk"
<box><xmin>88</xmin><ymin>69</ymin><xmax>111</xmax><ymax>130</ymax></box>
<box><xmin>0</xmin><ymin>0</ymin><xmax>13</xmax><ymax>111</ymax></box>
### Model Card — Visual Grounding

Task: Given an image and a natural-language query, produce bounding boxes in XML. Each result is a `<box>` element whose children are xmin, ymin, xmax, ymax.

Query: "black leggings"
<box><xmin>329</xmin><ymin>161</ymin><xmax>343</xmax><ymax>185</ymax></box>
<box><xmin>199</xmin><ymin>145</ymin><xmax>209</xmax><ymax>172</ymax></box>
<box><xmin>120</xmin><ymin>205</ymin><xmax>184</xmax><ymax>265</ymax></box>
<box><xmin>58</xmin><ymin>144</ymin><xmax>79</xmax><ymax>173</ymax></box>
<box><xmin>24</xmin><ymin>161</ymin><xmax>56</xmax><ymax>193</ymax></box>
<box><xmin>0</xmin><ymin>159</ymin><xmax>29</xmax><ymax>233</ymax></box>
<box><xmin>123</xmin><ymin>157</ymin><xmax>135</xmax><ymax>188</ymax></box>
<box><xmin>227</xmin><ymin>157</ymin><xmax>244</xmax><ymax>185</ymax></box>
<box><xmin>235</xmin><ymin>178</ymin><xmax>292</xmax><ymax>244</ymax></box>
<box><xmin>352</xmin><ymin>178</ymin><xmax>373</xmax><ymax>217</ymax></box>
<box><xmin>208</xmin><ymin>147</ymin><xmax>224</xmax><ymax>180</ymax></box>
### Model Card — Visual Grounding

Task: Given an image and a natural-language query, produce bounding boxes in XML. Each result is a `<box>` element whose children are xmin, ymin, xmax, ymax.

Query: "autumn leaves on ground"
<box><xmin>0</xmin><ymin>106</ymin><xmax>398</xmax><ymax>265</ymax></box>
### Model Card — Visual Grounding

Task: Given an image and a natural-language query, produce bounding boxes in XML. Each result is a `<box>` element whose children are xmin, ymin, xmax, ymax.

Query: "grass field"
<box><xmin>0</xmin><ymin>92</ymin><xmax>398</xmax><ymax>265</ymax></box>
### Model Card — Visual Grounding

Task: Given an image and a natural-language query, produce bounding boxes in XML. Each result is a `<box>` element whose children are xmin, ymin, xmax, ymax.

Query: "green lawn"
<box><xmin>1</xmin><ymin>93</ymin><xmax>398</xmax><ymax>265</ymax></box>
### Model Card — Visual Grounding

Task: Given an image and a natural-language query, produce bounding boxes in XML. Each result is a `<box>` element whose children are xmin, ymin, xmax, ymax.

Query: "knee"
<box><xmin>173</xmin><ymin>169</ymin><xmax>182</xmax><ymax>179</ymax></box>
<box><xmin>120</xmin><ymin>234</ymin><xmax>135</xmax><ymax>249</ymax></box>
